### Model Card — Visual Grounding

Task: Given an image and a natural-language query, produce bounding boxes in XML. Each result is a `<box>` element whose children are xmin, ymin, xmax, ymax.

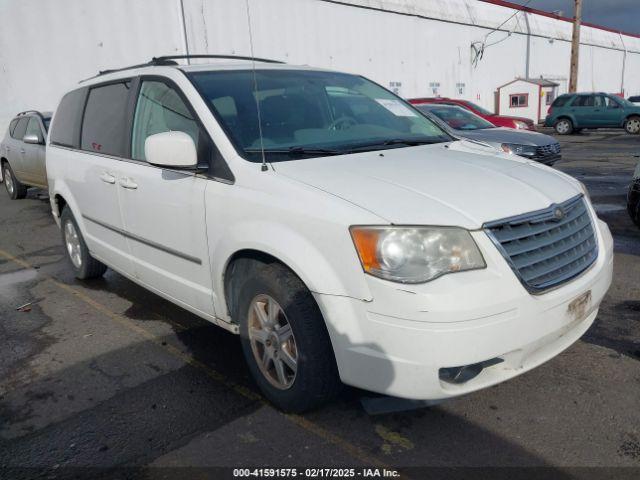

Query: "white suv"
<box><xmin>47</xmin><ymin>56</ymin><xmax>614</xmax><ymax>412</ymax></box>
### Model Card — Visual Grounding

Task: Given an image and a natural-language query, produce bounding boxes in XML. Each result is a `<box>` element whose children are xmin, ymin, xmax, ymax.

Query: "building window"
<box><xmin>510</xmin><ymin>93</ymin><xmax>528</xmax><ymax>108</ymax></box>
<box><xmin>545</xmin><ymin>90</ymin><xmax>555</xmax><ymax>105</ymax></box>
<box><xmin>456</xmin><ymin>82</ymin><xmax>466</xmax><ymax>95</ymax></box>
<box><xmin>429</xmin><ymin>82</ymin><xmax>441</xmax><ymax>95</ymax></box>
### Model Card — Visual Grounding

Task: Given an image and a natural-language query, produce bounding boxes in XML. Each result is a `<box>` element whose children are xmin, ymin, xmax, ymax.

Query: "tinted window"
<box><xmin>81</xmin><ymin>81</ymin><xmax>131</xmax><ymax>156</ymax></box>
<box><xmin>571</xmin><ymin>95</ymin><xmax>594</xmax><ymax>107</ymax></box>
<box><xmin>416</xmin><ymin>105</ymin><xmax>495</xmax><ymax>130</ymax></box>
<box><xmin>131</xmin><ymin>80</ymin><xmax>201</xmax><ymax>161</ymax></box>
<box><xmin>552</xmin><ymin>95</ymin><xmax>571</xmax><ymax>107</ymax></box>
<box><xmin>8</xmin><ymin>119</ymin><xmax>19</xmax><ymax>137</ymax></box>
<box><xmin>25</xmin><ymin>117</ymin><xmax>42</xmax><ymax>141</ymax></box>
<box><xmin>629</xmin><ymin>96</ymin><xmax>640</xmax><ymax>103</ymax></box>
<box><xmin>12</xmin><ymin>118</ymin><xmax>29</xmax><ymax>140</ymax></box>
<box><xmin>50</xmin><ymin>88</ymin><xmax>87</xmax><ymax>148</ymax></box>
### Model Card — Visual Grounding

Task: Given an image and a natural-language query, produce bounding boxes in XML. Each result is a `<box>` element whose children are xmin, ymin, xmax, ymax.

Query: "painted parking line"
<box><xmin>0</xmin><ymin>248</ymin><xmax>402</xmax><ymax>475</ymax></box>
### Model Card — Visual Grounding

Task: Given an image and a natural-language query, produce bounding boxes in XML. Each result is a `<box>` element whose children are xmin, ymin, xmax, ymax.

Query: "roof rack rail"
<box><xmin>80</xmin><ymin>54</ymin><xmax>285</xmax><ymax>83</ymax></box>
<box><xmin>17</xmin><ymin>110</ymin><xmax>41</xmax><ymax>117</ymax></box>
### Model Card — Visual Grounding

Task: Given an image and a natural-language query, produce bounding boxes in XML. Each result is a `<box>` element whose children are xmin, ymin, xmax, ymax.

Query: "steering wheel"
<box><xmin>328</xmin><ymin>116</ymin><xmax>357</xmax><ymax>131</ymax></box>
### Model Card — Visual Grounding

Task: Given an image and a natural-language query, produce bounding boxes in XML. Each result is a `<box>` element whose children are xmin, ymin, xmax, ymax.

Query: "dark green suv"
<box><xmin>544</xmin><ymin>93</ymin><xmax>640</xmax><ymax>135</ymax></box>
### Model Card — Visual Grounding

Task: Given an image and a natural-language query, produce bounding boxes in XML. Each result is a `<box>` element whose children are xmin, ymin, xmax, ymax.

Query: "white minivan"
<box><xmin>47</xmin><ymin>56</ymin><xmax>614</xmax><ymax>412</ymax></box>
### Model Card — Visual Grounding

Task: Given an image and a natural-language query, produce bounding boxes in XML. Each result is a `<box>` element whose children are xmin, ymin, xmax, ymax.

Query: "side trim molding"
<box><xmin>82</xmin><ymin>214</ymin><xmax>202</xmax><ymax>265</ymax></box>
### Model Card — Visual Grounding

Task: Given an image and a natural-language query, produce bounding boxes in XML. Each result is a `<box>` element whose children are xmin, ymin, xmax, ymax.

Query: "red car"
<box><xmin>409</xmin><ymin>97</ymin><xmax>536</xmax><ymax>131</ymax></box>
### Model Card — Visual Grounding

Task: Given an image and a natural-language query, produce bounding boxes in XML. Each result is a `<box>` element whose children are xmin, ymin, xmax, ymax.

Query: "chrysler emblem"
<box><xmin>553</xmin><ymin>207</ymin><xmax>565</xmax><ymax>220</ymax></box>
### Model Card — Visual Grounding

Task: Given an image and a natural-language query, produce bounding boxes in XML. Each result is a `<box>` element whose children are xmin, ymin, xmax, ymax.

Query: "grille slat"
<box><xmin>484</xmin><ymin>195</ymin><xmax>598</xmax><ymax>293</ymax></box>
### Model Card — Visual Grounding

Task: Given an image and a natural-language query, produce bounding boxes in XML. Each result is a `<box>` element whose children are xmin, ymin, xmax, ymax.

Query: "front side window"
<box><xmin>12</xmin><ymin>118</ymin><xmax>29</xmax><ymax>140</ymax></box>
<box><xmin>25</xmin><ymin>117</ymin><xmax>42</xmax><ymax>141</ymax></box>
<box><xmin>189</xmin><ymin>69</ymin><xmax>450</xmax><ymax>162</ymax></box>
<box><xmin>81</xmin><ymin>81</ymin><xmax>131</xmax><ymax>156</ymax></box>
<box><xmin>131</xmin><ymin>80</ymin><xmax>201</xmax><ymax>161</ymax></box>
<box><xmin>416</xmin><ymin>106</ymin><xmax>495</xmax><ymax>130</ymax></box>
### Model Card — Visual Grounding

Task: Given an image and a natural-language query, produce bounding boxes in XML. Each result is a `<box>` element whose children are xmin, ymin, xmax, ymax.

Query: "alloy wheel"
<box><xmin>626</xmin><ymin>119</ymin><xmax>640</xmax><ymax>134</ymax></box>
<box><xmin>556</xmin><ymin>120</ymin><xmax>570</xmax><ymax>134</ymax></box>
<box><xmin>64</xmin><ymin>220</ymin><xmax>83</xmax><ymax>269</ymax></box>
<box><xmin>5</xmin><ymin>168</ymin><xmax>14</xmax><ymax>196</ymax></box>
<box><xmin>248</xmin><ymin>294</ymin><xmax>298</xmax><ymax>390</ymax></box>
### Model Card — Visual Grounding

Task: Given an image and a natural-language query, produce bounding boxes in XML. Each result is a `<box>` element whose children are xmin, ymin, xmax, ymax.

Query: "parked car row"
<box><xmin>2</xmin><ymin>57</ymin><xmax>634</xmax><ymax>413</ymax></box>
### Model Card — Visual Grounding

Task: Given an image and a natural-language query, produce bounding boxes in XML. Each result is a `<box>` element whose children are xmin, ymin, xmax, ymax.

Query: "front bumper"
<box><xmin>316</xmin><ymin>218</ymin><xmax>614</xmax><ymax>400</ymax></box>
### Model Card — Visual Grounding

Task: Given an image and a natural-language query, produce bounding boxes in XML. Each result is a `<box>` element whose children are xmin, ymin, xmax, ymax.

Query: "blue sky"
<box><xmin>507</xmin><ymin>0</ymin><xmax>640</xmax><ymax>34</ymax></box>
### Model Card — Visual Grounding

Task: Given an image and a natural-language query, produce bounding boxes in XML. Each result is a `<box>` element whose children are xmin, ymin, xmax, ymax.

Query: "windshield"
<box><xmin>464</xmin><ymin>101</ymin><xmax>493</xmax><ymax>116</ymax></box>
<box><xmin>416</xmin><ymin>105</ymin><xmax>495</xmax><ymax>130</ymax></box>
<box><xmin>188</xmin><ymin>69</ymin><xmax>451</xmax><ymax>162</ymax></box>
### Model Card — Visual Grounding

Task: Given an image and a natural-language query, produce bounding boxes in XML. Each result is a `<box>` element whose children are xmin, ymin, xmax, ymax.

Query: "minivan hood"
<box><xmin>274</xmin><ymin>142</ymin><xmax>580</xmax><ymax>229</ymax></box>
<box><xmin>457</xmin><ymin>127</ymin><xmax>556</xmax><ymax>146</ymax></box>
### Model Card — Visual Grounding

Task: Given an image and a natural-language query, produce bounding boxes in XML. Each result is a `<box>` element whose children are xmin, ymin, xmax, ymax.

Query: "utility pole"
<box><xmin>569</xmin><ymin>0</ymin><xmax>583</xmax><ymax>92</ymax></box>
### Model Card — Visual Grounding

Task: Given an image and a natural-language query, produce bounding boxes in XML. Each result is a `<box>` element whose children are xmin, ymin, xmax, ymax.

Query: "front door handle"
<box><xmin>99</xmin><ymin>172</ymin><xmax>116</xmax><ymax>184</ymax></box>
<box><xmin>119</xmin><ymin>177</ymin><xmax>138</xmax><ymax>190</ymax></box>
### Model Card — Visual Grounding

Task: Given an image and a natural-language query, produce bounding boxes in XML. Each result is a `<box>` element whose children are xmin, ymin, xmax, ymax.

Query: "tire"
<box><xmin>628</xmin><ymin>183</ymin><xmax>640</xmax><ymax>228</ymax></box>
<box><xmin>554</xmin><ymin>118</ymin><xmax>574</xmax><ymax>135</ymax></box>
<box><xmin>624</xmin><ymin>116</ymin><xmax>640</xmax><ymax>135</ymax></box>
<box><xmin>237</xmin><ymin>263</ymin><xmax>341</xmax><ymax>412</ymax></box>
<box><xmin>2</xmin><ymin>162</ymin><xmax>28</xmax><ymax>200</ymax></box>
<box><xmin>60</xmin><ymin>207</ymin><xmax>107</xmax><ymax>279</ymax></box>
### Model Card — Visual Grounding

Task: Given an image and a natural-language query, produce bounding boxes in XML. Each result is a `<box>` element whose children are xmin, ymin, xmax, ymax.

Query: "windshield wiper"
<box><xmin>344</xmin><ymin>138</ymin><xmax>443</xmax><ymax>153</ymax></box>
<box><xmin>244</xmin><ymin>146</ymin><xmax>344</xmax><ymax>156</ymax></box>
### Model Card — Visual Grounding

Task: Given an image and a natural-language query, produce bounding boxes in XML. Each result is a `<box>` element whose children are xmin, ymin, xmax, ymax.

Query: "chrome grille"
<box><xmin>535</xmin><ymin>142</ymin><xmax>561</xmax><ymax>157</ymax></box>
<box><xmin>484</xmin><ymin>195</ymin><xmax>597</xmax><ymax>293</ymax></box>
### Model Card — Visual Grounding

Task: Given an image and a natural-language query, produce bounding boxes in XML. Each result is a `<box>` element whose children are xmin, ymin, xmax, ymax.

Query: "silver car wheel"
<box><xmin>64</xmin><ymin>220</ymin><xmax>83</xmax><ymax>269</ymax></box>
<box><xmin>5</xmin><ymin>168</ymin><xmax>14</xmax><ymax>196</ymax></box>
<box><xmin>626</xmin><ymin>118</ymin><xmax>640</xmax><ymax>134</ymax></box>
<box><xmin>556</xmin><ymin>120</ymin><xmax>570</xmax><ymax>134</ymax></box>
<box><xmin>248</xmin><ymin>294</ymin><xmax>298</xmax><ymax>390</ymax></box>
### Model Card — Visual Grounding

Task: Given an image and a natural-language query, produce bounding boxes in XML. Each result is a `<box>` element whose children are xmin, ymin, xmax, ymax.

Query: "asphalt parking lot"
<box><xmin>1</xmin><ymin>131</ymin><xmax>639</xmax><ymax>479</ymax></box>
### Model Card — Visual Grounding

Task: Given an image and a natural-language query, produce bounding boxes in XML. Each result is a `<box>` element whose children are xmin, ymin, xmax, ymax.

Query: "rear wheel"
<box><xmin>624</xmin><ymin>116</ymin><xmax>640</xmax><ymax>134</ymax></box>
<box><xmin>554</xmin><ymin>118</ymin><xmax>573</xmax><ymax>135</ymax></box>
<box><xmin>60</xmin><ymin>207</ymin><xmax>107</xmax><ymax>279</ymax></box>
<box><xmin>2</xmin><ymin>162</ymin><xmax>27</xmax><ymax>199</ymax></box>
<box><xmin>238</xmin><ymin>263</ymin><xmax>341</xmax><ymax>412</ymax></box>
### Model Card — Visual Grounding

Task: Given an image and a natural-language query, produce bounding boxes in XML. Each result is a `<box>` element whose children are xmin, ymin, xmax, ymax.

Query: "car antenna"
<box><xmin>245</xmin><ymin>0</ymin><xmax>268</xmax><ymax>172</ymax></box>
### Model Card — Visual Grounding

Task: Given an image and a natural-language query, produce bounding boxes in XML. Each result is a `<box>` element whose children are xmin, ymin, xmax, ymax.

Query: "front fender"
<box><xmin>210</xmin><ymin>220</ymin><xmax>373</xmax><ymax>320</ymax></box>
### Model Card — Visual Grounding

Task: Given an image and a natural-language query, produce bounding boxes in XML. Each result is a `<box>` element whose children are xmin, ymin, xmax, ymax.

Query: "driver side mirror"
<box><xmin>145</xmin><ymin>131</ymin><xmax>198</xmax><ymax>168</ymax></box>
<box><xmin>23</xmin><ymin>133</ymin><xmax>43</xmax><ymax>145</ymax></box>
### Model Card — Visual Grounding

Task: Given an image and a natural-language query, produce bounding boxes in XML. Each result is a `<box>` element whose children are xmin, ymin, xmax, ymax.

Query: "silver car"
<box><xmin>1</xmin><ymin>111</ymin><xmax>50</xmax><ymax>199</ymax></box>
<box><xmin>415</xmin><ymin>104</ymin><xmax>561</xmax><ymax>165</ymax></box>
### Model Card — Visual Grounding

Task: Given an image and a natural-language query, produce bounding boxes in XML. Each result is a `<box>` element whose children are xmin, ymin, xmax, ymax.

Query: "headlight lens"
<box><xmin>350</xmin><ymin>226</ymin><xmax>486</xmax><ymax>283</ymax></box>
<box><xmin>513</xmin><ymin>120</ymin><xmax>529</xmax><ymax>129</ymax></box>
<box><xmin>501</xmin><ymin>143</ymin><xmax>537</xmax><ymax>156</ymax></box>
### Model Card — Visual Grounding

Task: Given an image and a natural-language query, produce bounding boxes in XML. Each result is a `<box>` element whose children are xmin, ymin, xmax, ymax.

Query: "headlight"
<box><xmin>513</xmin><ymin>120</ymin><xmax>529</xmax><ymax>129</ymax></box>
<box><xmin>350</xmin><ymin>226</ymin><xmax>486</xmax><ymax>283</ymax></box>
<box><xmin>501</xmin><ymin>143</ymin><xmax>537</xmax><ymax>156</ymax></box>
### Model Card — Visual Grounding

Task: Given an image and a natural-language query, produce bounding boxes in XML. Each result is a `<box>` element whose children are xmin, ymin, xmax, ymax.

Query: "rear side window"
<box><xmin>552</xmin><ymin>96</ymin><xmax>571</xmax><ymax>108</ymax></box>
<box><xmin>8</xmin><ymin>119</ymin><xmax>19</xmax><ymax>137</ymax></box>
<box><xmin>81</xmin><ymin>81</ymin><xmax>131</xmax><ymax>156</ymax></box>
<box><xmin>50</xmin><ymin>88</ymin><xmax>87</xmax><ymax>148</ymax></box>
<box><xmin>571</xmin><ymin>95</ymin><xmax>594</xmax><ymax>107</ymax></box>
<box><xmin>12</xmin><ymin>118</ymin><xmax>29</xmax><ymax>140</ymax></box>
<box><xmin>25</xmin><ymin>117</ymin><xmax>43</xmax><ymax>141</ymax></box>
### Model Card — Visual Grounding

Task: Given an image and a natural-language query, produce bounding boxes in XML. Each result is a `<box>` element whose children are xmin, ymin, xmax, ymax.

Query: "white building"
<box><xmin>1</xmin><ymin>0</ymin><xmax>639</xmax><ymax>133</ymax></box>
<box><xmin>497</xmin><ymin>77</ymin><xmax>559</xmax><ymax>123</ymax></box>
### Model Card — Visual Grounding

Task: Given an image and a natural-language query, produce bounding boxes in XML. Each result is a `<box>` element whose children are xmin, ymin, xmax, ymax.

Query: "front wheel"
<box><xmin>60</xmin><ymin>207</ymin><xmax>107</xmax><ymax>279</ymax></box>
<box><xmin>2</xmin><ymin>162</ymin><xmax>28</xmax><ymax>199</ymax></box>
<box><xmin>238</xmin><ymin>263</ymin><xmax>341</xmax><ymax>412</ymax></box>
<box><xmin>554</xmin><ymin>118</ymin><xmax>574</xmax><ymax>135</ymax></box>
<box><xmin>624</xmin><ymin>116</ymin><xmax>640</xmax><ymax>135</ymax></box>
